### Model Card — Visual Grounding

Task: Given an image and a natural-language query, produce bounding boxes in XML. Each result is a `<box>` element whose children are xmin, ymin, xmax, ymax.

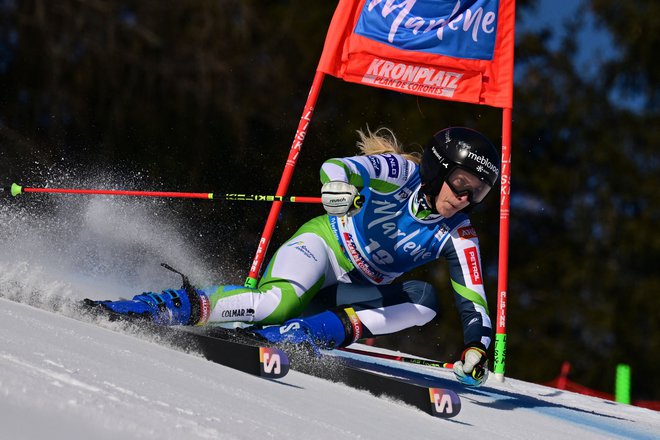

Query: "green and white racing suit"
<box><xmin>206</xmin><ymin>153</ymin><xmax>492</xmax><ymax>349</ymax></box>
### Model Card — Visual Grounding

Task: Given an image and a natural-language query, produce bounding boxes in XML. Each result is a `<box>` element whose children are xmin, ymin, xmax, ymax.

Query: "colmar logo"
<box><xmin>463</xmin><ymin>246</ymin><xmax>482</xmax><ymax>285</ymax></box>
<box><xmin>221</xmin><ymin>308</ymin><xmax>255</xmax><ymax>318</ymax></box>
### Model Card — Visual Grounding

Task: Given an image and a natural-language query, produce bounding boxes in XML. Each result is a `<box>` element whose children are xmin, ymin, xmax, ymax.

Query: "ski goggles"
<box><xmin>445</xmin><ymin>168</ymin><xmax>493</xmax><ymax>204</ymax></box>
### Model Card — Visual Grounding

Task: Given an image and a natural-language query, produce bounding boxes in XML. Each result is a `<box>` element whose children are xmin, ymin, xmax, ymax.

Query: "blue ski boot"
<box><xmin>254</xmin><ymin>307</ymin><xmax>364</xmax><ymax>355</ymax></box>
<box><xmin>83</xmin><ymin>264</ymin><xmax>211</xmax><ymax>326</ymax></box>
<box><xmin>84</xmin><ymin>287</ymin><xmax>210</xmax><ymax>326</ymax></box>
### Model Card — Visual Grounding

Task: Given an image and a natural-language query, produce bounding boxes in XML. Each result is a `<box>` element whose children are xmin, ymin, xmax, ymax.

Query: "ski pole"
<box><xmin>339</xmin><ymin>346</ymin><xmax>454</xmax><ymax>370</ymax></box>
<box><xmin>4</xmin><ymin>183</ymin><xmax>321</xmax><ymax>204</ymax></box>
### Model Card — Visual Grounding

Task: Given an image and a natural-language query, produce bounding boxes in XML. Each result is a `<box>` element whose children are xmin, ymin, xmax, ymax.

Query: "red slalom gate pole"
<box><xmin>244</xmin><ymin>71</ymin><xmax>326</xmax><ymax>288</ymax></box>
<box><xmin>493</xmin><ymin>107</ymin><xmax>513</xmax><ymax>381</ymax></box>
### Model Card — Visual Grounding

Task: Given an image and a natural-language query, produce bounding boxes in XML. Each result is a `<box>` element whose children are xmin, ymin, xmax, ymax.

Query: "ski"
<box><xmin>334</xmin><ymin>369</ymin><xmax>462</xmax><ymax>419</ymax></box>
<box><xmin>158</xmin><ymin>327</ymin><xmax>290</xmax><ymax>380</ymax></box>
<box><xmin>78</xmin><ymin>300</ymin><xmax>290</xmax><ymax>379</ymax></box>
<box><xmin>201</xmin><ymin>326</ymin><xmax>462</xmax><ymax>418</ymax></box>
<box><xmin>78</xmin><ymin>302</ymin><xmax>458</xmax><ymax>416</ymax></box>
<box><xmin>303</xmin><ymin>351</ymin><xmax>462</xmax><ymax>419</ymax></box>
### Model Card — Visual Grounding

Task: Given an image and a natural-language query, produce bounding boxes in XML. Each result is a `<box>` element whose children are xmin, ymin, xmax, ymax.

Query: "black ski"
<box><xmin>298</xmin><ymin>351</ymin><xmax>462</xmax><ymax>418</ymax></box>
<box><xmin>201</xmin><ymin>326</ymin><xmax>462</xmax><ymax>418</ymax></box>
<box><xmin>158</xmin><ymin>327</ymin><xmax>290</xmax><ymax>379</ymax></box>
<box><xmin>329</xmin><ymin>365</ymin><xmax>461</xmax><ymax>419</ymax></box>
<box><xmin>79</xmin><ymin>300</ymin><xmax>290</xmax><ymax>379</ymax></box>
<box><xmin>79</xmin><ymin>301</ymin><xmax>458</xmax><ymax>416</ymax></box>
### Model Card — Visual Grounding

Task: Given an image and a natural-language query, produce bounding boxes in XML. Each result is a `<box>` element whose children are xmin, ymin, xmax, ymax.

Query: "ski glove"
<box><xmin>321</xmin><ymin>181</ymin><xmax>363</xmax><ymax>217</ymax></box>
<box><xmin>453</xmin><ymin>344</ymin><xmax>489</xmax><ymax>387</ymax></box>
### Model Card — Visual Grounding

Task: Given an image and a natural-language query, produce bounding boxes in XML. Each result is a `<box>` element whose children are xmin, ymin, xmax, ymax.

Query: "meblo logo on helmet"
<box><xmin>458</xmin><ymin>142</ymin><xmax>499</xmax><ymax>177</ymax></box>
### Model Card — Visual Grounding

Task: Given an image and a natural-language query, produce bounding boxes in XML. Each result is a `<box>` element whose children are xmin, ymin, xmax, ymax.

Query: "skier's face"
<box><xmin>444</xmin><ymin>168</ymin><xmax>491</xmax><ymax>203</ymax></box>
<box><xmin>435</xmin><ymin>182</ymin><xmax>470</xmax><ymax>217</ymax></box>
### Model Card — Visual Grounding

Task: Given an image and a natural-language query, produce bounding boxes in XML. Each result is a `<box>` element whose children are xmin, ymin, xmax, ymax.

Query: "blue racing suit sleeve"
<box><xmin>440</xmin><ymin>222</ymin><xmax>493</xmax><ymax>349</ymax></box>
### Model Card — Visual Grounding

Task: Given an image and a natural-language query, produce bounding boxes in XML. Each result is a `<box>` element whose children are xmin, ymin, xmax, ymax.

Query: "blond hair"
<box><xmin>356</xmin><ymin>127</ymin><xmax>421</xmax><ymax>164</ymax></box>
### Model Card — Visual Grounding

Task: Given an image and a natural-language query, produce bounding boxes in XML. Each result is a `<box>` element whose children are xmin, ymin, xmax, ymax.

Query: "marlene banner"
<box><xmin>317</xmin><ymin>0</ymin><xmax>515</xmax><ymax>108</ymax></box>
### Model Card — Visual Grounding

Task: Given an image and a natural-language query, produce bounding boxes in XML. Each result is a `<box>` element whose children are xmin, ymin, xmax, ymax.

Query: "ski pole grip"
<box><xmin>3</xmin><ymin>183</ymin><xmax>23</xmax><ymax>197</ymax></box>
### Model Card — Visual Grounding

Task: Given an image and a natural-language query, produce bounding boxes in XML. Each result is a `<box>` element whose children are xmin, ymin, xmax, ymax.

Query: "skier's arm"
<box><xmin>320</xmin><ymin>154</ymin><xmax>415</xmax><ymax>192</ymax></box>
<box><xmin>441</xmin><ymin>223</ymin><xmax>492</xmax><ymax>386</ymax></box>
<box><xmin>320</xmin><ymin>157</ymin><xmax>365</xmax><ymax>187</ymax></box>
<box><xmin>441</xmin><ymin>224</ymin><xmax>492</xmax><ymax>350</ymax></box>
<box><xmin>320</xmin><ymin>154</ymin><xmax>415</xmax><ymax>216</ymax></box>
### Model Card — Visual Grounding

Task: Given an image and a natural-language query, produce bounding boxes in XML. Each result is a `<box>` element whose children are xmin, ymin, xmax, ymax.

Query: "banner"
<box><xmin>318</xmin><ymin>0</ymin><xmax>515</xmax><ymax>108</ymax></box>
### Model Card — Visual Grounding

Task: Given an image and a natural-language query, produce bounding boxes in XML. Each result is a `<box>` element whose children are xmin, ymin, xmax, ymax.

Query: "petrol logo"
<box><xmin>463</xmin><ymin>246</ymin><xmax>483</xmax><ymax>285</ymax></box>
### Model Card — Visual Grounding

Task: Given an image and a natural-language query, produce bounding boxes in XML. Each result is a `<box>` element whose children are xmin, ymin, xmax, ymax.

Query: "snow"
<box><xmin>0</xmin><ymin>298</ymin><xmax>658</xmax><ymax>440</ymax></box>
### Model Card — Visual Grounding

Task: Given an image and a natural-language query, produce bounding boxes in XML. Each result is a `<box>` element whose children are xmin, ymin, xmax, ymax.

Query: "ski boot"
<box><xmin>83</xmin><ymin>287</ymin><xmax>209</xmax><ymax>326</ymax></box>
<box><xmin>82</xmin><ymin>263</ymin><xmax>210</xmax><ymax>326</ymax></box>
<box><xmin>254</xmin><ymin>307</ymin><xmax>364</xmax><ymax>356</ymax></box>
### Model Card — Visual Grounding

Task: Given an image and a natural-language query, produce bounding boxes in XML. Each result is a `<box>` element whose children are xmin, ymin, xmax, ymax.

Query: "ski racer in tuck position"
<box><xmin>88</xmin><ymin>126</ymin><xmax>501</xmax><ymax>387</ymax></box>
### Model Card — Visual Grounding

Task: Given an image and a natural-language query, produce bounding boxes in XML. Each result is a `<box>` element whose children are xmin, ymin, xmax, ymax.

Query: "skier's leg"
<box><xmin>206</xmin><ymin>234</ymin><xmax>336</xmax><ymax>324</ymax></box>
<box><xmin>204</xmin><ymin>215</ymin><xmax>352</xmax><ymax>325</ymax></box>
<box><xmin>85</xmin><ymin>232</ymin><xmax>330</xmax><ymax>326</ymax></box>
<box><xmin>333</xmin><ymin>280</ymin><xmax>439</xmax><ymax>336</ymax></box>
<box><xmin>86</xmin><ymin>216</ymin><xmax>352</xmax><ymax>326</ymax></box>
<box><xmin>255</xmin><ymin>280</ymin><xmax>438</xmax><ymax>348</ymax></box>
<box><xmin>254</xmin><ymin>306</ymin><xmax>363</xmax><ymax>350</ymax></box>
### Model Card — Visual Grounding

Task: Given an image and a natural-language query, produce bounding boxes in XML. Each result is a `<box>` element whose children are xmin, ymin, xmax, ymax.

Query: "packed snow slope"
<box><xmin>0</xmin><ymin>298</ymin><xmax>658</xmax><ymax>440</ymax></box>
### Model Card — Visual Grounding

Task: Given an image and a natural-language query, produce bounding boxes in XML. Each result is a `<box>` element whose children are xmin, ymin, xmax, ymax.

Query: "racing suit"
<box><xmin>206</xmin><ymin>153</ymin><xmax>492</xmax><ymax>349</ymax></box>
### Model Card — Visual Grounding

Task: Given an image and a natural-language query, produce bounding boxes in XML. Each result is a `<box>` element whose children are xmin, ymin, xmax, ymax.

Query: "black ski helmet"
<box><xmin>420</xmin><ymin>127</ymin><xmax>500</xmax><ymax>204</ymax></box>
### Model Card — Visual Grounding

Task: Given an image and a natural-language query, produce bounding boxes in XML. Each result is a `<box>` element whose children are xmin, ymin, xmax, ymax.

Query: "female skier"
<box><xmin>88</xmin><ymin>126</ymin><xmax>500</xmax><ymax>387</ymax></box>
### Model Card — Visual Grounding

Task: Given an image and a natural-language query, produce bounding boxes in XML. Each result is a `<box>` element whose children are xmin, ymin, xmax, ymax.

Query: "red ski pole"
<box><xmin>6</xmin><ymin>183</ymin><xmax>321</xmax><ymax>204</ymax></box>
<box><xmin>339</xmin><ymin>347</ymin><xmax>453</xmax><ymax>370</ymax></box>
